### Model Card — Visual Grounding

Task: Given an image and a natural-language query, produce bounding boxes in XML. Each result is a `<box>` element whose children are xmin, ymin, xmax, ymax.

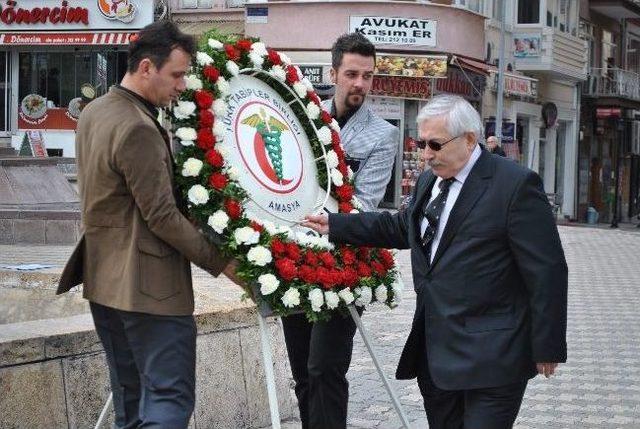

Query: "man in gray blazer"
<box><xmin>282</xmin><ymin>33</ymin><xmax>398</xmax><ymax>429</ymax></box>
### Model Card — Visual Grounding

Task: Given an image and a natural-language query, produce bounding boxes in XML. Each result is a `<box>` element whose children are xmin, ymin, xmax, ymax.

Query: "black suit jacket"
<box><xmin>329</xmin><ymin>149</ymin><xmax>568</xmax><ymax>390</ymax></box>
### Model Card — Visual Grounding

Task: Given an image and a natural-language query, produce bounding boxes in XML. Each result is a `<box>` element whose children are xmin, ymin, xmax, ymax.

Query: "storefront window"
<box><xmin>517</xmin><ymin>0</ymin><xmax>540</xmax><ymax>24</ymax></box>
<box><xmin>18</xmin><ymin>51</ymin><xmax>127</xmax><ymax>110</ymax></box>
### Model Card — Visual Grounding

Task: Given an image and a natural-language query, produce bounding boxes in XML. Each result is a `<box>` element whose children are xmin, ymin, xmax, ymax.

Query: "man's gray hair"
<box><xmin>416</xmin><ymin>95</ymin><xmax>484</xmax><ymax>143</ymax></box>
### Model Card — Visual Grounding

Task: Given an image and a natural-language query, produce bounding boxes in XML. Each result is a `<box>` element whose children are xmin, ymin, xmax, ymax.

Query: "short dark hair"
<box><xmin>127</xmin><ymin>21</ymin><xmax>196</xmax><ymax>73</ymax></box>
<box><xmin>331</xmin><ymin>33</ymin><xmax>376</xmax><ymax>70</ymax></box>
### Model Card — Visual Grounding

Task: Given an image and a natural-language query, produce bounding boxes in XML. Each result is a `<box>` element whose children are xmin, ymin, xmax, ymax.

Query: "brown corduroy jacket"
<box><xmin>57</xmin><ymin>86</ymin><xmax>228</xmax><ymax>315</ymax></box>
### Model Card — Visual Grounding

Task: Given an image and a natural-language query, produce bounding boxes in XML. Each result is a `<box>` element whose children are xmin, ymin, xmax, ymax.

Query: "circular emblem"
<box><xmin>224</xmin><ymin>75</ymin><xmax>319</xmax><ymax>225</ymax></box>
<box><xmin>97</xmin><ymin>0</ymin><xmax>136</xmax><ymax>23</ymax></box>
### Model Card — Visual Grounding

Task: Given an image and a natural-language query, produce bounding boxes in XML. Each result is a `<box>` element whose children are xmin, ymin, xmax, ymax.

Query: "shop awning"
<box><xmin>0</xmin><ymin>32</ymin><xmax>135</xmax><ymax>46</ymax></box>
<box><xmin>177</xmin><ymin>20</ymin><xmax>244</xmax><ymax>37</ymax></box>
<box><xmin>451</xmin><ymin>56</ymin><xmax>494</xmax><ymax>76</ymax></box>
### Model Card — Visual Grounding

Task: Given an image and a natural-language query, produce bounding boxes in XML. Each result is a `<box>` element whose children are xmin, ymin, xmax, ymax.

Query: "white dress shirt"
<box><xmin>420</xmin><ymin>144</ymin><xmax>482</xmax><ymax>263</ymax></box>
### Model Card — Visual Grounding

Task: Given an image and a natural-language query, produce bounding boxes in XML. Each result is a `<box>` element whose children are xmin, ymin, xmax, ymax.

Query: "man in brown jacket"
<box><xmin>58</xmin><ymin>22</ymin><xmax>234</xmax><ymax>428</ymax></box>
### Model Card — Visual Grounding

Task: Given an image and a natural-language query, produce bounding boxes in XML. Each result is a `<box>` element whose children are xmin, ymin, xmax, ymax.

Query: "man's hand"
<box><xmin>536</xmin><ymin>362</ymin><xmax>559</xmax><ymax>378</ymax></box>
<box><xmin>222</xmin><ymin>259</ymin><xmax>243</xmax><ymax>286</ymax></box>
<box><xmin>302</xmin><ymin>214</ymin><xmax>329</xmax><ymax>235</ymax></box>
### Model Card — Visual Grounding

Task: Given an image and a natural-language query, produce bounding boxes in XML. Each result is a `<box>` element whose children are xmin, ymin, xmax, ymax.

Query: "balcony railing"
<box><xmin>583</xmin><ymin>67</ymin><xmax>640</xmax><ymax>101</ymax></box>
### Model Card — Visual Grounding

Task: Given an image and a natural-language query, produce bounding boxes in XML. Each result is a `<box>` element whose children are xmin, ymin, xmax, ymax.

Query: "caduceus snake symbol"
<box><xmin>241</xmin><ymin>108</ymin><xmax>291</xmax><ymax>185</ymax></box>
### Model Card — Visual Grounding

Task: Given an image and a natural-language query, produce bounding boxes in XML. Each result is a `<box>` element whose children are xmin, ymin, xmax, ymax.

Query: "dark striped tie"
<box><xmin>421</xmin><ymin>178</ymin><xmax>455</xmax><ymax>263</ymax></box>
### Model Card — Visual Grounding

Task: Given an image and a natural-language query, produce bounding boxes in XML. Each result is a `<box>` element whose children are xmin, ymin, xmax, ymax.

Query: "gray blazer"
<box><xmin>324</xmin><ymin>99</ymin><xmax>399</xmax><ymax>211</ymax></box>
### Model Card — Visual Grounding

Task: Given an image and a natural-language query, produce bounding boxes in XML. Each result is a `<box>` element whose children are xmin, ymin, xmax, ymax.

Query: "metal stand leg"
<box><xmin>258</xmin><ymin>313</ymin><xmax>281</xmax><ymax>429</ymax></box>
<box><xmin>94</xmin><ymin>392</ymin><xmax>112</xmax><ymax>429</ymax></box>
<box><xmin>348</xmin><ymin>306</ymin><xmax>412</xmax><ymax>429</ymax></box>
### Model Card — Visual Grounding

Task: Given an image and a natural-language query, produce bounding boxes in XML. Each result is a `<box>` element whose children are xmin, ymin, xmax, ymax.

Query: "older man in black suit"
<box><xmin>304</xmin><ymin>94</ymin><xmax>568</xmax><ymax>429</ymax></box>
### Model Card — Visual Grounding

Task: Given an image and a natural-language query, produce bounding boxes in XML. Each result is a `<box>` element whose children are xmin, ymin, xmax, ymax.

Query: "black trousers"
<box><xmin>90</xmin><ymin>302</ymin><xmax>196</xmax><ymax>429</ymax></box>
<box><xmin>416</xmin><ymin>341</ymin><xmax>527</xmax><ymax>429</ymax></box>
<box><xmin>282</xmin><ymin>310</ymin><xmax>359</xmax><ymax>429</ymax></box>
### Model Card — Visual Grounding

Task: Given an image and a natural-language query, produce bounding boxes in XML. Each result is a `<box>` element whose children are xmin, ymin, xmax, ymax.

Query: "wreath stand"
<box><xmin>93</xmin><ymin>305</ymin><xmax>411</xmax><ymax>429</ymax></box>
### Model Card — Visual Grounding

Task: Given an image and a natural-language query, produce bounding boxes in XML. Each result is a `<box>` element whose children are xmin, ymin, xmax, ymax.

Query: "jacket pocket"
<box><xmin>137</xmin><ymin>239</ymin><xmax>178</xmax><ymax>300</ymax></box>
<box><xmin>464</xmin><ymin>313</ymin><xmax>515</xmax><ymax>333</ymax></box>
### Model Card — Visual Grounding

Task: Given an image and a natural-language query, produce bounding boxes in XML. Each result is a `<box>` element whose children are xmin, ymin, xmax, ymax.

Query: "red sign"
<box><xmin>0</xmin><ymin>31</ymin><xmax>132</xmax><ymax>45</ymax></box>
<box><xmin>0</xmin><ymin>1</ymin><xmax>89</xmax><ymax>26</ymax></box>
<box><xmin>18</xmin><ymin>107</ymin><xmax>78</xmax><ymax>130</ymax></box>
<box><xmin>596</xmin><ymin>108</ymin><xmax>622</xmax><ymax>119</ymax></box>
<box><xmin>371</xmin><ymin>76</ymin><xmax>431</xmax><ymax>99</ymax></box>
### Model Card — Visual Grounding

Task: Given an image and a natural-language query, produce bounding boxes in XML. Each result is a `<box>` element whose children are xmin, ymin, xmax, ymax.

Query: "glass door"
<box><xmin>0</xmin><ymin>51</ymin><xmax>11</xmax><ymax>136</ymax></box>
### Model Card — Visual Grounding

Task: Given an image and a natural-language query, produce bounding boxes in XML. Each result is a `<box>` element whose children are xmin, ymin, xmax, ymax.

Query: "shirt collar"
<box><xmin>115</xmin><ymin>84</ymin><xmax>159</xmax><ymax>120</ymax></box>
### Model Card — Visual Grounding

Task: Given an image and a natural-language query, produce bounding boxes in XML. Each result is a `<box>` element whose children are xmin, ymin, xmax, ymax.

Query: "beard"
<box><xmin>344</xmin><ymin>92</ymin><xmax>366</xmax><ymax>110</ymax></box>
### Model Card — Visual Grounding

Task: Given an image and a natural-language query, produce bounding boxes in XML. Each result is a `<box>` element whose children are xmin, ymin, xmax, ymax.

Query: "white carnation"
<box><xmin>355</xmin><ymin>287</ymin><xmax>373</xmax><ymax>307</ymax></box>
<box><xmin>308</xmin><ymin>288</ymin><xmax>324</xmax><ymax>312</ymax></box>
<box><xmin>262</xmin><ymin>220</ymin><xmax>277</xmax><ymax>235</ymax></box>
<box><xmin>302</xmin><ymin>77</ymin><xmax>314</xmax><ymax>92</ymax></box>
<box><xmin>207</xmin><ymin>210</ymin><xmax>229</xmax><ymax>234</ymax></box>
<box><xmin>306</xmin><ymin>102</ymin><xmax>320</xmax><ymax>120</ymax></box>
<box><xmin>185</xmin><ymin>74</ymin><xmax>203</xmax><ymax>90</ymax></box>
<box><xmin>175</xmin><ymin>127</ymin><xmax>197</xmax><ymax>142</ymax></box>
<box><xmin>270</xmin><ymin>65</ymin><xmax>286</xmax><ymax>82</ymax></box>
<box><xmin>217</xmin><ymin>76</ymin><xmax>230</xmax><ymax>96</ymax></box>
<box><xmin>248</xmin><ymin>246</ymin><xmax>272</xmax><ymax>267</ymax></box>
<box><xmin>234</xmin><ymin>226</ymin><xmax>260</xmax><ymax>245</ymax></box>
<box><xmin>316</xmin><ymin>126</ymin><xmax>332</xmax><ymax>145</ymax></box>
<box><xmin>208</xmin><ymin>38</ymin><xmax>224</xmax><ymax>50</ymax></box>
<box><xmin>374</xmin><ymin>284</ymin><xmax>388</xmax><ymax>303</ymax></box>
<box><xmin>249</xmin><ymin>52</ymin><xmax>264</xmax><ymax>68</ymax></box>
<box><xmin>279</xmin><ymin>52</ymin><xmax>292</xmax><ymax>65</ymax></box>
<box><xmin>213</xmin><ymin>120</ymin><xmax>226</xmax><ymax>138</ymax></box>
<box><xmin>330</xmin><ymin>118</ymin><xmax>340</xmax><ymax>132</ymax></box>
<box><xmin>173</xmin><ymin>101</ymin><xmax>196</xmax><ymax>120</ymax></box>
<box><xmin>213</xmin><ymin>99</ymin><xmax>227</xmax><ymax>116</ymax></box>
<box><xmin>338</xmin><ymin>288</ymin><xmax>355</xmax><ymax>305</ymax></box>
<box><xmin>187</xmin><ymin>185</ymin><xmax>209</xmax><ymax>206</ymax></box>
<box><xmin>325</xmin><ymin>290</ymin><xmax>340</xmax><ymax>310</ymax></box>
<box><xmin>226</xmin><ymin>60</ymin><xmax>240</xmax><ymax>76</ymax></box>
<box><xmin>196</xmin><ymin>51</ymin><xmax>214</xmax><ymax>66</ymax></box>
<box><xmin>331</xmin><ymin>169</ymin><xmax>344</xmax><ymax>186</ymax></box>
<box><xmin>351</xmin><ymin>196</ymin><xmax>363</xmax><ymax>210</ymax></box>
<box><xmin>282</xmin><ymin>288</ymin><xmax>301</xmax><ymax>308</ymax></box>
<box><xmin>181</xmin><ymin>158</ymin><xmax>203</xmax><ymax>177</ymax></box>
<box><xmin>347</xmin><ymin>166</ymin><xmax>355</xmax><ymax>180</ymax></box>
<box><xmin>293</xmin><ymin>82</ymin><xmax>308</xmax><ymax>99</ymax></box>
<box><xmin>180</xmin><ymin>140</ymin><xmax>194</xmax><ymax>147</ymax></box>
<box><xmin>325</xmin><ymin>150</ymin><xmax>339</xmax><ymax>169</ymax></box>
<box><xmin>251</xmin><ymin>42</ymin><xmax>268</xmax><ymax>57</ymax></box>
<box><xmin>258</xmin><ymin>274</ymin><xmax>280</xmax><ymax>295</ymax></box>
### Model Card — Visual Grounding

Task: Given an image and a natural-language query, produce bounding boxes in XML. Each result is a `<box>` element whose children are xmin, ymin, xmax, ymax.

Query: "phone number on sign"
<box><xmin>374</xmin><ymin>36</ymin><xmax>418</xmax><ymax>44</ymax></box>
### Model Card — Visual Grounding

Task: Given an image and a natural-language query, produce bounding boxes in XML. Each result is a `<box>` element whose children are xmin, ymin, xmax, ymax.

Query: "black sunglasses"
<box><xmin>415</xmin><ymin>134</ymin><xmax>463</xmax><ymax>151</ymax></box>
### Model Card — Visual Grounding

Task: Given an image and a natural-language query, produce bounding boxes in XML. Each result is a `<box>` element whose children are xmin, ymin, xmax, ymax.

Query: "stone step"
<box><xmin>0</xmin><ymin>146</ymin><xmax>16</xmax><ymax>157</ymax></box>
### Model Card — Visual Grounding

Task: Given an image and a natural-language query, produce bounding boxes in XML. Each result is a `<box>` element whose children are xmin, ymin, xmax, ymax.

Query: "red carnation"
<box><xmin>298</xmin><ymin>265</ymin><xmax>317</xmax><ymax>284</ymax></box>
<box><xmin>303</xmin><ymin>250</ymin><xmax>319</xmax><ymax>266</ymax></box>
<box><xmin>285</xmin><ymin>65</ymin><xmax>299</xmax><ymax>84</ymax></box>
<box><xmin>338</xmin><ymin>161</ymin><xmax>349</xmax><ymax>178</ymax></box>
<box><xmin>371</xmin><ymin>261</ymin><xmax>386</xmax><ymax>277</ymax></box>
<box><xmin>199</xmin><ymin>109</ymin><xmax>214</xmax><ymax>128</ymax></box>
<box><xmin>340</xmin><ymin>247</ymin><xmax>357</xmax><ymax>266</ymax></box>
<box><xmin>318</xmin><ymin>251</ymin><xmax>336</xmax><ymax>269</ymax></box>
<box><xmin>224</xmin><ymin>199</ymin><xmax>242</xmax><ymax>220</ymax></box>
<box><xmin>329</xmin><ymin>268</ymin><xmax>343</xmax><ymax>285</ymax></box>
<box><xmin>275</xmin><ymin>258</ymin><xmax>298</xmax><ymax>281</ymax></box>
<box><xmin>224</xmin><ymin>44</ymin><xmax>241</xmax><ymax>61</ymax></box>
<box><xmin>203</xmin><ymin>65</ymin><xmax>220</xmax><ymax>83</ymax></box>
<box><xmin>339</xmin><ymin>202</ymin><xmax>354</xmax><ymax>213</ymax></box>
<box><xmin>336</xmin><ymin>185</ymin><xmax>354</xmax><ymax>202</ymax></box>
<box><xmin>194</xmin><ymin>90</ymin><xmax>214</xmax><ymax>109</ymax></box>
<box><xmin>342</xmin><ymin>267</ymin><xmax>359</xmax><ymax>287</ymax></box>
<box><xmin>270</xmin><ymin>238</ymin><xmax>286</xmax><ymax>257</ymax></box>
<box><xmin>333</xmin><ymin>144</ymin><xmax>345</xmax><ymax>159</ymax></box>
<box><xmin>250</xmin><ymin>220</ymin><xmax>264</xmax><ymax>232</ymax></box>
<box><xmin>197</xmin><ymin>128</ymin><xmax>215</xmax><ymax>150</ymax></box>
<box><xmin>267</xmin><ymin>49</ymin><xmax>281</xmax><ymax>65</ymax></box>
<box><xmin>358</xmin><ymin>247</ymin><xmax>371</xmax><ymax>260</ymax></box>
<box><xmin>205</xmin><ymin>149</ymin><xmax>224</xmax><ymax>168</ymax></box>
<box><xmin>285</xmin><ymin>242</ymin><xmax>301</xmax><ymax>262</ymax></box>
<box><xmin>308</xmin><ymin>91</ymin><xmax>321</xmax><ymax>106</ymax></box>
<box><xmin>379</xmin><ymin>249</ymin><xmax>395</xmax><ymax>269</ymax></box>
<box><xmin>236</xmin><ymin>39</ymin><xmax>252</xmax><ymax>52</ymax></box>
<box><xmin>357</xmin><ymin>261</ymin><xmax>372</xmax><ymax>277</ymax></box>
<box><xmin>208</xmin><ymin>172</ymin><xmax>228</xmax><ymax>191</ymax></box>
<box><xmin>321</xmin><ymin>110</ymin><xmax>332</xmax><ymax>124</ymax></box>
<box><xmin>316</xmin><ymin>267</ymin><xmax>334</xmax><ymax>289</ymax></box>
<box><xmin>331</xmin><ymin>130</ymin><xmax>341</xmax><ymax>145</ymax></box>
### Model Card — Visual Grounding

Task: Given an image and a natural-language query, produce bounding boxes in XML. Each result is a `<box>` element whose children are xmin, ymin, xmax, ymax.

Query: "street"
<box><xmin>343</xmin><ymin>225</ymin><xmax>640</xmax><ymax>428</ymax></box>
